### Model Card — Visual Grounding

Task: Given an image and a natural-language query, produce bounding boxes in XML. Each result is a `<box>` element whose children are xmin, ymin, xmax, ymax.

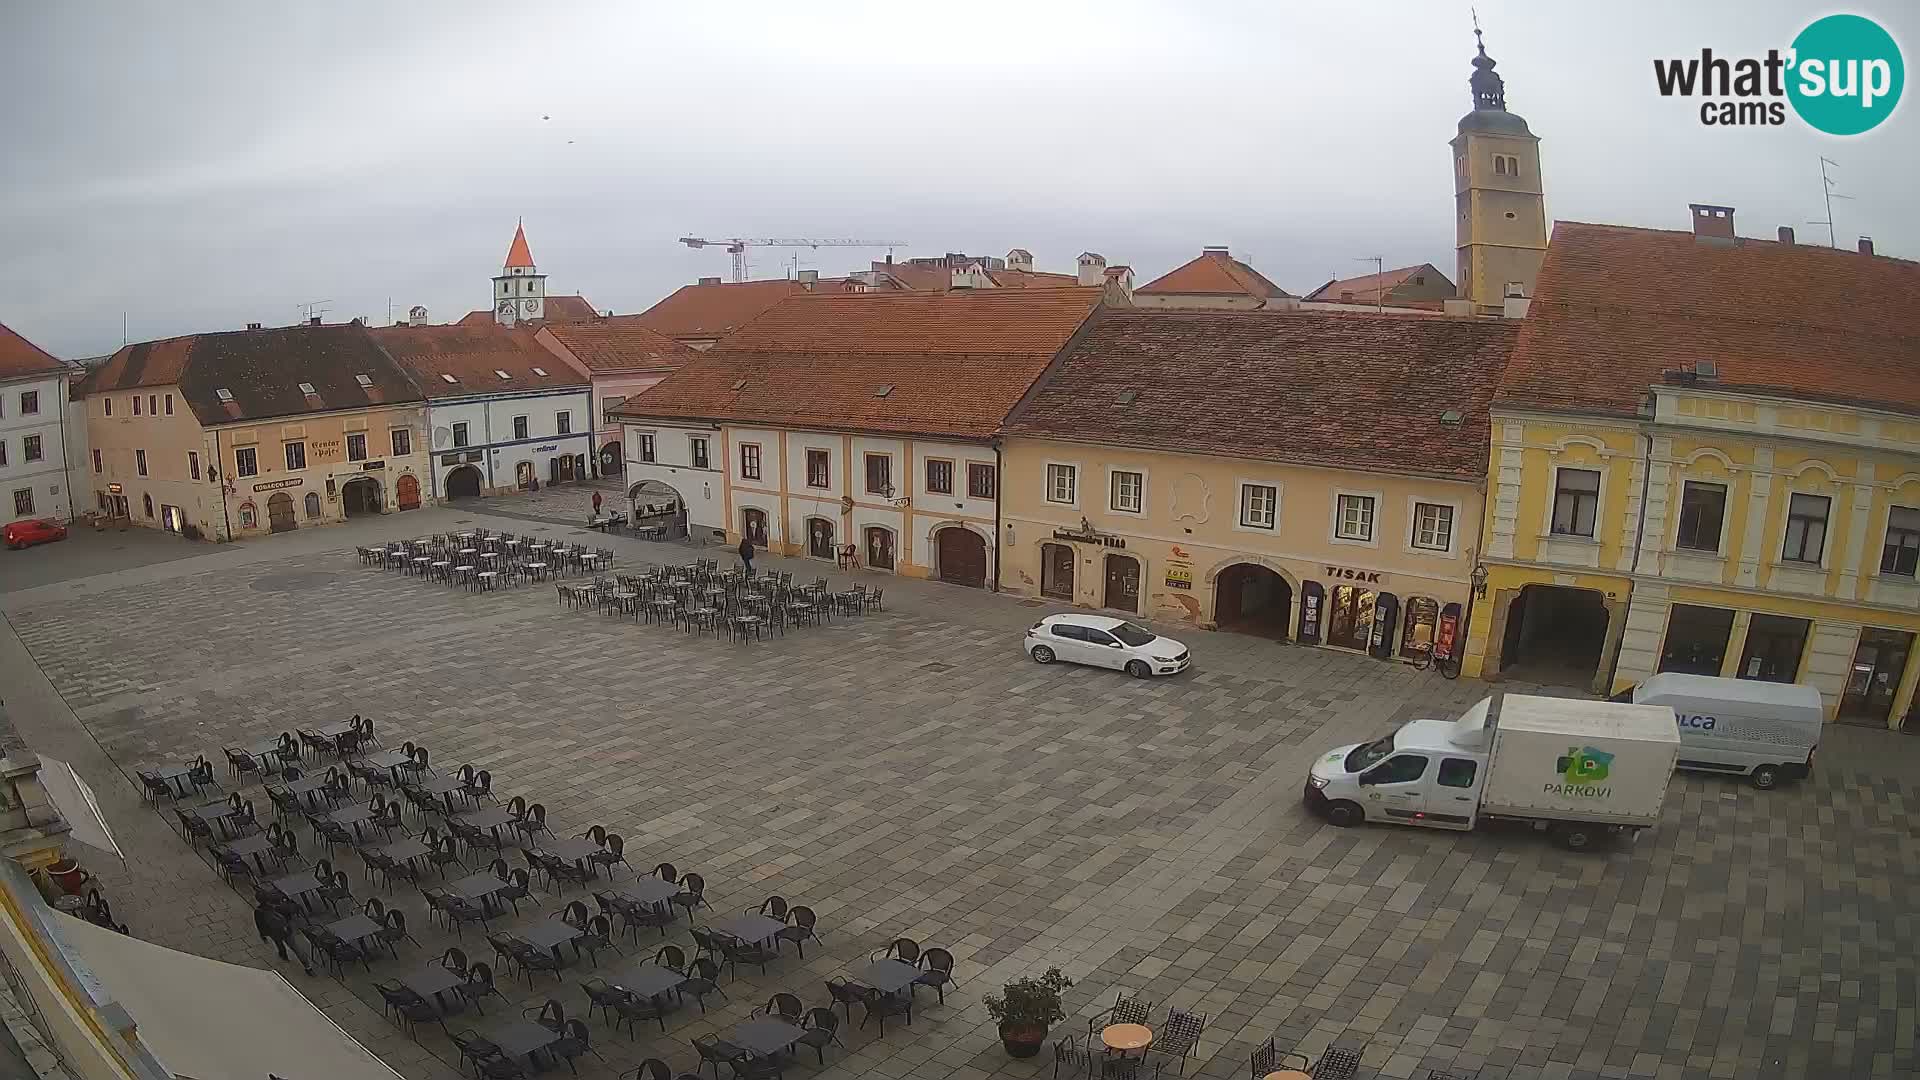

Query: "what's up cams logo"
<box><xmin>1654</xmin><ymin>14</ymin><xmax>1904</xmax><ymax>134</ymax></box>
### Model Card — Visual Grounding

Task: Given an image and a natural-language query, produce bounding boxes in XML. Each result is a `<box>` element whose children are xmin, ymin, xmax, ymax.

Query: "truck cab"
<box><xmin>1304</xmin><ymin>700</ymin><xmax>1495</xmax><ymax>830</ymax></box>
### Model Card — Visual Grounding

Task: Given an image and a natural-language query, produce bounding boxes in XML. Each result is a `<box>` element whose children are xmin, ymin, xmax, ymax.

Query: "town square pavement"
<box><xmin>1</xmin><ymin>491</ymin><xmax>1916</xmax><ymax>1080</ymax></box>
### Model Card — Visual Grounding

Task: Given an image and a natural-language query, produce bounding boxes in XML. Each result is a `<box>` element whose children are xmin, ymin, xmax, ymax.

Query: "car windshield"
<box><xmin>1110</xmin><ymin>622</ymin><xmax>1157</xmax><ymax>647</ymax></box>
<box><xmin>1344</xmin><ymin>733</ymin><xmax>1395</xmax><ymax>773</ymax></box>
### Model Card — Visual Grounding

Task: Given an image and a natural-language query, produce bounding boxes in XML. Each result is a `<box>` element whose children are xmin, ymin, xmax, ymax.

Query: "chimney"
<box><xmin>1076</xmin><ymin>251</ymin><xmax>1107</xmax><ymax>287</ymax></box>
<box><xmin>1442</xmin><ymin>298</ymin><xmax>1473</xmax><ymax>317</ymax></box>
<box><xmin>797</xmin><ymin>270</ymin><xmax>818</xmax><ymax>287</ymax></box>
<box><xmin>246</xmin><ymin>322</ymin><xmax>263</xmax><ymax>331</ymax></box>
<box><xmin>1202</xmin><ymin>245</ymin><xmax>1231</xmax><ymax>257</ymax></box>
<box><xmin>1689</xmin><ymin>203</ymin><xmax>1737</xmax><ymax>242</ymax></box>
<box><xmin>697</xmin><ymin>276</ymin><xmax>721</xmax><ymax>286</ymax></box>
<box><xmin>1778</xmin><ymin>226</ymin><xmax>1795</xmax><ymax>245</ymax></box>
<box><xmin>308</xmin><ymin>315</ymin><xmax>322</xmax><ymax>326</ymax></box>
<box><xmin>1859</xmin><ymin>236</ymin><xmax>1875</xmax><ymax>256</ymax></box>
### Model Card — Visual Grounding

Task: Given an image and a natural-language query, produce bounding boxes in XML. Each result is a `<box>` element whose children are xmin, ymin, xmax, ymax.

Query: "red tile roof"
<box><xmin>1006</xmin><ymin>309</ymin><xmax>1518</xmax><ymax>481</ymax></box>
<box><xmin>1136</xmin><ymin>249</ymin><xmax>1290</xmax><ymax>299</ymax></box>
<box><xmin>992</xmin><ymin>268</ymin><xmax>1081</xmax><ymax>289</ymax></box>
<box><xmin>371</xmin><ymin>323</ymin><xmax>585</xmax><ymax>398</ymax></box>
<box><xmin>540</xmin><ymin>315</ymin><xmax>699</xmax><ymax>375</ymax></box>
<box><xmin>91</xmin><ymin>323</ymin><xmax>423</xmax><ymax>425</ymax></box>
<box><xmin>635</xmin><ymin>279</ymin><xmax>802</xmax><ymax>342</ymax></box>
<box><xmin>1305</xmin><ymin>264</ymin><xmax>1445</xmax><ymax>304</ymax></box>
<box><xmin>1498</xmin><ymin>222</ymin><xmax>1920</xmax><ymax>419</ymax></box>
<box><xmin>615</xmin><ymin>287</ymin><xmax>1105</xmax><ymax>440</ymax></box>
<box><xmin>503</xmin><ymin>222</ymin><xmax>535</xmax><ymax>269</ymax></box>
<box><xmin>0</xmin><ymin>321</ymin><xmax>66</xmax><ymax>380</ymax></box>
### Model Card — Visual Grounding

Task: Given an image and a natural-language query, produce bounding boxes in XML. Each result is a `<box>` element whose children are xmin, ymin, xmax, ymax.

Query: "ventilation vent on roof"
<box><xmin>215</xmin><ymin>388</ymin><xmax>235</xmax><ymax>402</ymax></box>
<box><xmin>440</xmin><ymin>374</ymin><xmax>458</xmax><ymax>384</ymax></box>
<box><xmin>1440</xmin><ymin>409</ymin><xmax>1464</xmax><ymax>425</ymax></box>
<box><xmin>354</xmin><ymin>373</ymin><xmax>373</xmax><ymax>388</ymax></box>
<box><xmin>1114</xmin><ymin>390</ymin><xmax>1137</xmax><ymax>405</ymax></box>
<box><xmin>532</xmin><ymin>367</ymin><xmax>548</xmax><ymax>377</ymax></box>
<box><xmin>731</xmin><ymin>379</ymin><xmax>747</xmax><ymax>391</ymax></box>
<box><xmin>874</xmin><ymin>384</ymin><xmax>894</xmax><ymax>398</ymax></box>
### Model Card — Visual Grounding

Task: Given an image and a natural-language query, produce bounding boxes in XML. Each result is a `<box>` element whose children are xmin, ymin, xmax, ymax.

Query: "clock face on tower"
<box><xmin>497</xmin><ymin>300</ymin><xmax>515</xmax><ymax>315</ymax></box>
<box><xmin>522</xmin><ymin>299</ymin><xmax>540</xmax><ymax>314</ymax></box>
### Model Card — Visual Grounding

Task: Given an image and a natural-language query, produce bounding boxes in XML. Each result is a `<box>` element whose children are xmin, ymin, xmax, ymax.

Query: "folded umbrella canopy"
<box><xmin>36</xmin><ymin>756</ymin><xmax>124</xmax><ymax>861</ymax></box>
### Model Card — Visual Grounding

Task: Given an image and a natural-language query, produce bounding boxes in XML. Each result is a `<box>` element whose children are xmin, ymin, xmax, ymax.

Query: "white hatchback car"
<box><xmin>1024</xmin><ymin>614</ymin><xmax>1191</xmax><ymax>678</ymax></box>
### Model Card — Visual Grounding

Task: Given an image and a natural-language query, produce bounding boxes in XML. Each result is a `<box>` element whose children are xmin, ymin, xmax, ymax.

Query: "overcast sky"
<box><xmin>3</xmin><ymin>1</ymin><xmax>1913</xmax><ymax>359</ymax></box>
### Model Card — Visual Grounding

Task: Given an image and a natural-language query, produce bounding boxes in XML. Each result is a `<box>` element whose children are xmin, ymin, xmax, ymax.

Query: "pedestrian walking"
<box><xmin>254</xmin><ymin>900</ymin><xmax>312</xmax><ymax>975</ymax></box>
<box><xmin>592</xmin><ymin>491</ymin><xmax>603</xmax><ymax>516</ymax></box>
<box><xmin>738</xmin><ymin>534</ymin><xmax>755</xmax><ymax>576</ymax></box>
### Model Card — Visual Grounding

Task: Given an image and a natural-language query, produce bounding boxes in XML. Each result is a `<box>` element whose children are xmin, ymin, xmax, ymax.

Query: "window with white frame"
<box><xmin>1412</xmin><ymin>502</ymin><xmax>1454</xmax><ymax>551</ymax></box>
<box><xmin>1240</xmin><ymin>484</ymin><xmax>1277</xmax><ymax>529</ymax></box>
<box><xmin>1335</xmin><ymin>493</ymin><xmax>1375</xmax><ymax>541</ymax></box>
<box><xmin>452</xmin><ymin>422</ymin><xmax>470</xmax><ymax>448</ymax></box>
<box><xmin>1045</xmin><ymin>463</ymin><xmax>1077</xmax><ymax>505</ymax></box>
<box><xmin>690</xmin><ymin>437</ymin><xmax>709</xmax><ymax>469</ymax></box>
<box><xmin>346</xmin><ymin>433</ymin><xmax>367</xmax><ymax>461</ymax></box>
<box><xmin>235</xmin><ymin>446</ymin><xmax>258</xmax><ymax>477</ymax></box>
<box><xmin>1550</xmin><ymin>468</ymin><xmax>1601</xmax><ymax>537</ymax></box>
<box><xmin>1782</xmin><ymin>493</ymin><xmax>1830</xmax><ymax>564</ymax></box>
<box><xmin>1109</xmin><ymin>470</ymin><xmax>1143</xmax><ymax>513</ymax></box>
<box><xmin>740</xmin><ymin>443</ymin><xmax>762</xmax><ymax>481</ymax></box>
<box><xmin>638</xmin><ymin>434</ymin><xmax>656</xmax><ymax>463</ymax></box>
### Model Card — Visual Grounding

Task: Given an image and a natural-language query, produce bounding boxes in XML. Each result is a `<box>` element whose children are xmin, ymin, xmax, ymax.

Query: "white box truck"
<box><xmin>1303</xmin><ymin>693</ymin><xmax>1681</xmax><ymax>850</ymax></box>
<box><xmin>1610</xmin><ymin>673</ymin><xmax>1822</xmax><ymax>789</ymax></box>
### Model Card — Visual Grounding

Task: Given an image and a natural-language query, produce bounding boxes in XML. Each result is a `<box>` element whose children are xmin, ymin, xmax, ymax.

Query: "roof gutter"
<box><xmin>992</xmin><ymin>437</ymin><xmax>1004</xmax><ymax>594</ymax></box>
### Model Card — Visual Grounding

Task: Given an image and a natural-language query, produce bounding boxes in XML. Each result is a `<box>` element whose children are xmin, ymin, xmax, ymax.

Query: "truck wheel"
<box><xmin>1324</xmin><ymin>801</ymin><xmax>1364</xmax><ymax>828</ymax></box>
<box><xmin>1750</xmin><ymin>765</ymin><xmax>1780</xmax><ymax>790</ymax></box>
<box><xmin>1553</xmin><ymin>823</ymin><xmax>1598</xmax><ymax>851</ymax></box>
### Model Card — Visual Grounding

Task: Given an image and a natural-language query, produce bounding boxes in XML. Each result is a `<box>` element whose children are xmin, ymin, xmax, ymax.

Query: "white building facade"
<box><xmin>1</xmin><ymin>368</ymin><xmax>77</xmax><ymax>526</ymax></box>
<box><xmin>426</xmin><ymin>387</ymin><xmax>595</xmax><ymax>498</ymax></box>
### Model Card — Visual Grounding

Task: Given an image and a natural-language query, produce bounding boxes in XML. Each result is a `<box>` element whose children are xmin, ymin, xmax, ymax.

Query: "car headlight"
<box><xmin>1308</xmin><ymin>775</ymin><xmax>1330</xmax><ymax>789</ymax></box>
<box><xmin>1151</xmin><ymin>655</ymin><xmax>1178</xmax><ymax>663</ymax></box>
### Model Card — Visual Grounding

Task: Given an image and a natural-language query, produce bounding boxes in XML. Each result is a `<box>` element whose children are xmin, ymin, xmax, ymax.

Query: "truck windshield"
<box><xmin>1345</xmin><ymin>734</ymin><xmax>1395</xmax><ymax>773</ymax></box>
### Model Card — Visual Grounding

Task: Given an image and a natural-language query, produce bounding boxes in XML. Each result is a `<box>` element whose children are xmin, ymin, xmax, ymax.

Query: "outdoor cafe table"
<box><xmin>244</xmin><ymin>736</ymin><xmax>290</xmax><ymax>764</ymax></box>
<box><xmin>359</xmin><ymin>748</ymin><xmax>411</xmax><ymax>780</ymax></box>
<box><xmin>316</xmin><ymin>719</ymin><xmax>357</xmax><ymax>739</ymax></box>
<box><xmin>515</xmin><ymin>920</ymin><xmax>579</xmax><ymax>963</ymax></box>
<box><xmin>149</xmin><ymin>762</ymin><xmax>196</xmax><ymax>796</ymax></box>
<box><xmin>182</xmin><ymin>796</ymin><xmax>247</xmax><ymax>837</ymax></box>
<box><xmin>615</xmin><ymin>963</ymin><xmax>684</xmax><ymax>999</ymax></box>
<box><xmin>459</xmin><ymin>806</ymin><xmax>518</xmax><ymax>844</ymax></box>
<box><xmin>411</xmin><ymin>773</ymin><xmax>467</xmax><ymax>810</ymax></box>
<box><xmin>401</xmin><ymin>964</ymin><xmax>463</xmax><ymax>1008</ymax></box>
<box><xmin>711</xmin><ymin>913</ymin><xmax>786</xmax><ymax>944</ymax></box>
<box><xmin>538</xmin><ymin>836</ymin><xmax>601</xmax><ymax>865</ymax></box>
<box><xmin>227</xmin><ymin>830</ymin><xmax>279</xmax><ymax>872</ymax></box>
<box><xmin>858</xmin><ymin>959</ymin><xmax>923</xmax><ymax>995</ymax></box>
<box><xmin>733</xmin><ymin>1018</ymin><xmax>806</xmax><ymax>1057</ymax></box>
<box><xmin>268</xmin><ymin>869</ymin><xmax>325</xmax><ymax>911</ymax></box>
<box><xmin>325</xmin><ymin>913</ymin><xmax>382</xmax><ymax>948</ymax></box>
<box><xmin>617</xmin><ymin>877</ymin><xmax>680</xmax><ymax>908</ymax></box>
<box><xmin>447</xmin><ymin>870</ymin><xmax>507</xmax><ymax>910</ymax></box>
<box><xmin>377</xmin><ymin>837</ymin><xmax>431</xmax><ymax>874</ymax></box>
<box><xmin>487</xmin><ymin>1020</ymin><xmax>560</xmax><ymax>1067</ymax></box>
<box><xmin>321</xmin><ymin>802</ymin><xmax>378</xmax><ymax>840</ymax></box>
<box><xmin>272</xmin><ymin>774</ymin><xmax>334</xmax><ymax>812</ymax></box>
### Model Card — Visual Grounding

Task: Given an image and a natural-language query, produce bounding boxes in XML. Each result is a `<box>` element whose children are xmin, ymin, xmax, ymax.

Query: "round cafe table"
<box><xmin>1102</xmin><ymin>1024</ymin><xmax>1153</xmax><ymax>1055</ymax></box>
<box><xmin>1263</xmin><ymin>1072</ymin><xmax>1311</xmax><ymax>1080</ymax></box>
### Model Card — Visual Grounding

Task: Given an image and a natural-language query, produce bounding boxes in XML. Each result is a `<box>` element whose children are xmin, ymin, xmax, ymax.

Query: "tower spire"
<box><xmin>1469</xmin><ymin>20</ymin><xmax>1507</xmax><ymax>111</ymax></box>
<box><xmin>504</xmin><ymin>220</ymin><xmax>535</xmax><ymax>270</ymax></box>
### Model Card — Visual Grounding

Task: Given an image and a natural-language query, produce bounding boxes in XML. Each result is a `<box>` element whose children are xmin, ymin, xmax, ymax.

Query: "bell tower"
<box><xmin>492</xmin><ymin>220</ymin><xmax>546</xmax><ymax>326</ymax></box>
<box><xmin>1450</xmin><ymin>28</ymin><xmax>1547</xmax><ymax>314</ymax></box>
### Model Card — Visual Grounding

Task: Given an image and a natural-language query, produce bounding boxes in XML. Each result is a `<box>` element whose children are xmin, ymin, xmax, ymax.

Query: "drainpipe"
<box><xmin>991</xmin><ymin>438</ymin><xmax>1003</xmax><ymax>593</ymax></box>
<box><xmin>56</xmin><ymin>373</ymin><xmax>74</xmax><ymax>522</ymax></box>
<box><xmin>214</xmin><ymin>428</ymin><xmax>232</xmax><ymax>541</ymax></box>
<box><xmin>1602</xmin><ymin>423</ymin><xmax>1658</xmax><ymax>692</ymax></box>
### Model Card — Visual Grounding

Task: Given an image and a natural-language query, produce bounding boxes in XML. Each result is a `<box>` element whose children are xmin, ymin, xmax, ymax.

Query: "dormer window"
<box><xmin>297</xmin><ymin>382</ymin><xmax>317</xmax><ymax>395</ymax></box>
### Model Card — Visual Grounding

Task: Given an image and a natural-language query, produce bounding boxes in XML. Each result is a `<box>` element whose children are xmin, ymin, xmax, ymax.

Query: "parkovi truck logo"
<box><xmin>1547</xmin><ymin>746</ymin><xmax>1614</xmax><ymax>797</ymax></box>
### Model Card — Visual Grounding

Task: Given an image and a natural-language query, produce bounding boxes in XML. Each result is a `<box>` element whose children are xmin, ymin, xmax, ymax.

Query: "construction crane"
<box><xmin>678</xmin><ymin>237</ymin><xmax>909</xmax><ymax>283</ymax></box>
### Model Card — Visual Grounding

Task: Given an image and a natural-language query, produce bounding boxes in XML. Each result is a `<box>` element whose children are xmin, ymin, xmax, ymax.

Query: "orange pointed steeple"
<box><xmin>504</xmin><ymin>219</ymin><xmax>535</xmax><ymax>269</ymax></box>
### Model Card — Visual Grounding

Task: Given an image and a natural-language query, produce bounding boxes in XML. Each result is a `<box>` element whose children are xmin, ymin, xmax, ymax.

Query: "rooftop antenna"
<box><xmin>298</xmin><ymin>299</ymin><xmax>333</xmax><ymax>324</ymax></box>
<box><xmin>1808</xmin><ymin>156</ymin><xmax>1852</xmax><ymax>248</ymax></box>
<box><xmin>1354</xmin><ymin>255</ymin><xmax>1385</xmax><ymax>313</ymax></box>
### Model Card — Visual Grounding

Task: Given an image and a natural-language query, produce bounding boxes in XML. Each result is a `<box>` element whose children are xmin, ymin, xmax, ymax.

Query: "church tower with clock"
<box><xmin>493</xmin><ymin>221</ymin><xmax>546</xmax><ymax>326</ymax></box>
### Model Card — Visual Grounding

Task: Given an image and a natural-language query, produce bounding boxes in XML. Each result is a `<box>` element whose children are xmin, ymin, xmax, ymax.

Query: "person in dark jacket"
<box><xmin>737</xmin><ymin>535</ymin><xmax>755</xmax><ymax>576</ymax></box>
<box><xmin>255</xmin><ymin>901</ymin><xmax>312</xmax><ymax>975</ymax></box>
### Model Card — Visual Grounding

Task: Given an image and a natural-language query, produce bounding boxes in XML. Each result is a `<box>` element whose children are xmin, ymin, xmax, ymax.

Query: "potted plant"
<box><xmin>984</xmin><ymin>966</ymin><xmax>1072</xmax><ymax>1058</ymax></box>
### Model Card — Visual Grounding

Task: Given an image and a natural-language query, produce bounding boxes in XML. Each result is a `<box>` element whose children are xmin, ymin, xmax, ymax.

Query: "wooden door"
<box><xmin>267</xmin><ymin>492</ymin><xmax>296</xmax><ymax>533</ymax></box>
<box><xmin>396</xmin><ymin>474</ymin><xmax>421</xmax><ymax>510</ymax></box>
<box><xmin>936</xmin><ymin>528</ymin><xmax>987</xmax><ymax>588</ymax></box>
<box><xmin>742</xmin><ymin>509</ymin><xmax>769</xmax><ymax>547</ymax></box>
<box><xmin>1103</xmin><ymin>554</ymin><xmax>1139</xmax><ymax>612</ymax></box>
<box><xmin>865</xmin><ymin>527</ymin><xmax>895</xmax><ymax>571</ymax></box>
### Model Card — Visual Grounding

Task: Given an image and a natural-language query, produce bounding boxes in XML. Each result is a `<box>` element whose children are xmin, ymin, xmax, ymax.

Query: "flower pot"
<box><xmin>46</xmin><ymin>859</ymin><xmax>91</xmax><ymax>896</ymax></box>
<box><xmin>999</xmin><ymin>1022</ymin><xmax>1049</xmax><ymax>1058</ymax></box>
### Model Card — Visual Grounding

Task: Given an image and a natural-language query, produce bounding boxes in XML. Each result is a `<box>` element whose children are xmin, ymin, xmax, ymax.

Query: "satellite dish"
<box><xmin>433</xmin><ymin>426</ymin><xmax>451</xmax><ymax>448</ymax></box>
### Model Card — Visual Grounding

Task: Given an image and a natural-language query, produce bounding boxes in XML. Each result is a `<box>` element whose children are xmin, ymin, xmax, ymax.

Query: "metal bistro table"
<box><xmin>447</xmin><ymin>870</ymin><xmax>508</xmax><ymax>912</ymax></box>
<box><xmin>325</xmin><ymin>913</ymin><xmax>383</xmax><ymax>949</ymax></box>
<box><xmin>360</xmin><ymin>748</ymin><xmax>412</xmax><ymax>779</ymax></box>
<box><xmin>379</xmin><ymin>837</ymin><xmax>432</xmax><ymax>877</ymax></box>
<box><xmin>615</xmin><ymin>963</ymin><xmax>684</xmax><ymax>1000</ymax></box>
<box><xmin>268</xmin><ymin>869</ymin><xmax>326</xmax><ymax>911</ymax></box>
<box><xmin>486</xmin><ymin>1020</ymin><xmax>560</xmax><ymax>1068</ymax></box>
<box><xmin>516</xmin><ymin>920</ymin><xmax>580</xmax><ymax>963</ymax></box>
<box><xmin>538</xmin><ymin>836</ymin><xmax>601</xmax><ymax>876</ymax></box>
<box><xmin>226</xmin><ymin>831</ymin><xmax>280</xmax><ymax>873</ymax></box>
<box><xmin>459</xmin><ymin>806</ymin><xmax>518</xmax><ymax>846</ymax></box>
<box><xmin>618</xmin><ymin>877</ymin><xmax>680</xmax><ymax>911</ymax></box>
<box><xmin>858</xmin><ymin>958</ymin><xmax>923</xmax><ymax>995</ymax></box>
<box><xmin>411</xmin><ymin>773</ymin><xmax>468</xmax><ymax>813</ymax></box>
<box><xmin>711</xmin><ymin>913</ymin><xmax>787</xmax><ymax>945</ymax></box>
<box><xmin>149</xmin><ymin>762</ymin><xmax>197</xmax><ymax>797</ymax></box>
<box><xmin>733</xmin><ymin>1018</ymin><xmax>806</xmax><ymax>1057</ymax></box>
<box><xmin>321</xmin><ymin>802</ymin><xmax>379</xmax><ymax>841</ymax></box>
<box><xmin>401</xmin><ymin>964</ymin><xmax>463</xmax><ymax>1009</ymax></box>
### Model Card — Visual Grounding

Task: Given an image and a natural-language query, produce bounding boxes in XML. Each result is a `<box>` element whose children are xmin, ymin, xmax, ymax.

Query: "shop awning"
<box><xmin>54</xmin><ymin>913</ymin><xmax>404</xmax><ymax>1080</ymax></box>
<box><xmin>37</xmin><ymin>757</ymin><xmax>123</xmax><ymax>861</ymax></box>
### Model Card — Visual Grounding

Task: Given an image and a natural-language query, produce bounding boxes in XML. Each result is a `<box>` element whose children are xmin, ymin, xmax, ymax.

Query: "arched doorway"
<box><xmin>1040</xmin><ymin>542</ymin><xmax>1075</xmax><ymax>601</ymax></box>
<box><xmin>445</xmin><ymin>465</ymin><xmax>483</xmax><ymax>499</ymax></box>
<box><xmin>629</xmin><ymin>480</ymin><xmax>686</xmax><ymax>538</ymax></box>
<box><xmin>1326</xmin><ymin>585</ymin><xmax>1375</xmax><ymax>651</ymax></box>
<box><xmin>341</xmin><ymin>477</ymin><xmax>382</xmax><ymax>517</ymax></box>
<box><xmin>600</xmin><ymin>441</ymin><xmax>623</xmax><ymax>476</ymax></box>
<box><xmin>396</xmin><ymin>473</ymin><xmax>421</xmax><ymax>511</ymax></box>
<box><xmin>1213</xmin><ymin>563</ymin><xmax>1292</xmax><ymax>639</ymax></box>
<box><xmin>1497</xmin><ymin>584</ymin><xmax>1609</xmax><ymax>683</ymax></box>
<box><xmin>516</xmin><ymin>461</ymin><xmax>535</xmax><ymax>490</ymax></box>
<box><xmin>267</xmin><ymin>492</ymin><xmax>296</xmax><ymax>533</ymax></box>
<box><xmin>1103</xmin><ymin>554</ymin><xmax>1140</xmax><ymax>612</ymax></box>
<box><xmin>806</xmin><ymin>517</ymin><xmax>836</xmax><ymax>560</ymax></box>
<box><xmin>864</xmin><ymin>526</ymin><xmax>896</xmax><ymax>571</ymax></box>
<box><xmin>303</xmin><ymin>491</ymin><xmax>322</xmax><ymax>520</ymax></box>
<box><xmin>936</xmin><ymin>527</ymin><xmax>987</xmax><ymax>588</ymax></box>
<box><xmin>742</xmin><ymin>508</ymin><xmax>769</xmax><ymax>547</ymax></box>
<box><xmin>142</xmin><ymin>493</ymin><xmax>154</xmax><ymax>518</ymax></box>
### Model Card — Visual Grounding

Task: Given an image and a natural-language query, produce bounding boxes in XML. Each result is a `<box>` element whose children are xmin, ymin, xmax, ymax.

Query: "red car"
<box><xmin>3</xmin><ymin>519</ymin><xmax>67</xmax><ymax>549</ymax></box>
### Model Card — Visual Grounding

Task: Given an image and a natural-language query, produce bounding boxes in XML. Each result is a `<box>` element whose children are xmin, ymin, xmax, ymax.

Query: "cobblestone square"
<box><xmin>3</xmin><ymin>499</ymin><xmax>1916</xmax><ymax>1080</ymax></box>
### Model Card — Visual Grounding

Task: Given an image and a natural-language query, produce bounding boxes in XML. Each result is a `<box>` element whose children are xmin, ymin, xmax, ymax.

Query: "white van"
<box><xmin>1612</xmin><ymin>673</ymin><xmax>1822</xmax><ymax>789</ymax></box>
